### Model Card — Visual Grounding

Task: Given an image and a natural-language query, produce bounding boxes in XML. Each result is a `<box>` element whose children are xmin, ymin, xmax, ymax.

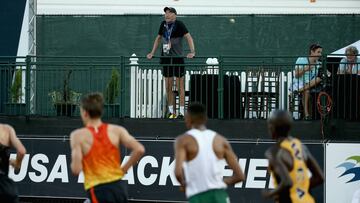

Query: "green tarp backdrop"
<box><xmin>14</xmin><ymin>14</ymin><xmax>360</xmax><ymax>116</ymax></box>
<box><xmin>37</xmin><ymin>15</ymin><xmax>360</xmax><ymax>56</ymax></box>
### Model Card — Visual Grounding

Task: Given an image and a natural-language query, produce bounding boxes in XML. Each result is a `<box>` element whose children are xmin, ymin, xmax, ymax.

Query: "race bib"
<box><xmin>163</xmin><ymin>43</ymin><xmax>171</xmax><ymax>54</ymax></box>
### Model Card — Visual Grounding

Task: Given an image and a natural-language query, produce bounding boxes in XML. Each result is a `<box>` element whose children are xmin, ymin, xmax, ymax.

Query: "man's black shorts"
<box><xmin>87</xmin><ymin>180</ymin><xmax>127</xmax><ymax>203</ymax></box>
<box><xmin>160</xmin><ymin>57</ymin><xmax>185</xmax><ymax>78</ymax></box>
<box><xmin>0</xmin><ymin>175</ymin><xmax>19</xmax><ymax>203</ymax></box>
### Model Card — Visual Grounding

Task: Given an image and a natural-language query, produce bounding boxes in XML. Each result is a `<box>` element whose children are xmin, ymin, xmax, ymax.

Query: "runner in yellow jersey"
<box><xmin>263</xmin><ymin>110</ymin><xmax>324</xmax><ymax>203</ymax></box>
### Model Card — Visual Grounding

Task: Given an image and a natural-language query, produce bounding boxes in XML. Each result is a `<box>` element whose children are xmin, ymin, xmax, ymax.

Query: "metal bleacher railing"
<box><xmin>0</xmin><ymin>54</ymin><xmax>358</xmax><ymax>120</ymax></box>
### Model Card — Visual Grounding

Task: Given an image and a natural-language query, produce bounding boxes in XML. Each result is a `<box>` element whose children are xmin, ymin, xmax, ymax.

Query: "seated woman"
<box><xmin>337</xmin><ymin>46</ymin><xmax>359</xmax><ymax>75</ymax></box>
<box><xmin>290</xmin><ymin>44</ymin><xmax>323</xmax><ymax>120</ymax></box>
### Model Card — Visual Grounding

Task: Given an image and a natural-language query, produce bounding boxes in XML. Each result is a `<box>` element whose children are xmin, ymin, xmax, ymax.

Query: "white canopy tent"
<box><xmin>330</xmin><ymin>40</ymin><xmax>360</xmax><ymax>57</ymax></box>
<box><xmin>37</xmin><ymin>0</ymin><xmax>360</xmax><ymax>15</ymax></box>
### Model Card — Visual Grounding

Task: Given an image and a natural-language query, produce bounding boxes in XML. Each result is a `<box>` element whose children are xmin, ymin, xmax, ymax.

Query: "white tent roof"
<box><xmin>331</xmin><ymin>40</ymin><xmax>360</xmax><ymax>57</ymax></box>
<box><xmin>37</xmin><ymin>0</ymin><xmax>360</xmax><ymax>15</ymax></box>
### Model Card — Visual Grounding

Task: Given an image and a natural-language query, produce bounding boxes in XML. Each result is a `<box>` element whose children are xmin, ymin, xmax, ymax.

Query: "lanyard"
<box><xmin>164</xmin><ymin>22</ymin><xmax>175</xmax><ymax>43</ymax></box>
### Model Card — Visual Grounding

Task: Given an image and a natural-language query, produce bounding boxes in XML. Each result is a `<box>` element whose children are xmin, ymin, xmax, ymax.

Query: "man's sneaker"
<box><xmin>177</xmin><ymin>114</ymin><xmax>184</xmax><ymax>119</ymax></box>
<box><xmin>168</xmin><ymin>113</ymin><xmax>177</xmax><ymax>119</ymax></box>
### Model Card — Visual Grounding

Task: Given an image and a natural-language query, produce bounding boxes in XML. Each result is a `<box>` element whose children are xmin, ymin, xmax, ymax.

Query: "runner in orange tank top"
<box><xmin>70</xmin><ymin>92</ymin><xmax>145</xmax><ymax>203</ymax></box>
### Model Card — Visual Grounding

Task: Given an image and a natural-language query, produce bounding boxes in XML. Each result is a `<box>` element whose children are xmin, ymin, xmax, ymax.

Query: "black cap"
<box><xmin>164</xmin><ymin>7</ymin><xmax>177</xmax><ymax>15</ymax></box>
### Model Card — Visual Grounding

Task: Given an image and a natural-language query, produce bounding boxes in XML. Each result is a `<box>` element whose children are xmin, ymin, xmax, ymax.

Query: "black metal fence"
<box><xmin>0</xmin><ymin>55</ymin><xmax>358</xmax><ymax>120</ymax></box>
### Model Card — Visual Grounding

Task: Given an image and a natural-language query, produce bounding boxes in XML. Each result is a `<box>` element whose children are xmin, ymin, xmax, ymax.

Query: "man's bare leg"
<box><xmin>165</xmin><ymin>77</ymin><xmax>175</xmax><ymax>117</ymax></box>
<box><xmin>176</xmin><ymin>76</ymin><xmax>185</xmax><ymax>116</ymax></box>
<box><xmin>298</xmin><ymin>77</ymin><xmax>321</xmax><ymax>119</ymax></box>
<box><xmin>302</xmin><ymin>90</ymin><xmax>311</xmax><ymax>118</ymax></box>
<box><xmin>299</xmin><ymin>77</ymin><xmax>321</xmax><ymax>92</ymax></box>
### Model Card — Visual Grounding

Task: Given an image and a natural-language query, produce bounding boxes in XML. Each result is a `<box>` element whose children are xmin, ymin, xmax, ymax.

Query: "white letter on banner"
<box><xmin>268</xmin><ymin>172</ymin><xmax>275</xmax><ymax>189</ymax></box>
<box><xmin>245</xmin><ymin>159</ymin><xmax>268</xmax><ymax>188</ymax></box>
<box><xmin>29</xmin><ymin>154</ymin><xmax>49</xmax><ymax>183</ymax></box>
<box><xmin>235</xmin><ymin>158</ymin><xmax>247</xmax><ymax>188</ymax></box>
<box><xmin>221</xmin><ymin>159</ymin><xmax>232</xmax><ymax>178</ymax></box>
<box><xmin>121</xmin><ymin>156</ymin><xmax>135</xmax><ymax>184</ymax></box>
<box><xmin>8</xmin><ymin>153</ymin><xmax>29</xmax><ymax>182</ymax></box>
<box><xmin>159</xmin><ymin>157</ymin><xmax>180</xmax><ymax>186</ymax></box>
<box><xmin>47</xmin><ymin>155</ymin><xmax>69</xmax><ymax>183</ymax></box>
<box><xmin>77</xmin><ymin>171</ymin><xmax>84</xmax><ymax>183</ymax></box>
<box><xmin>137</xmin><ymin>156</ymin><xmax>158</xmax><ymax>186</ymax></box>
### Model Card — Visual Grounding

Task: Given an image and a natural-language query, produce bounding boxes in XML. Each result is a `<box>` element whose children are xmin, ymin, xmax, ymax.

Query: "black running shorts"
<box><xmin>87</xmin><ymin>180</ymin><xmax>128</xmax><ymax>203</ymax></box>
<box><xmin>160</xmin><ymin>57</ymin><xmax>185</xmax><ymax>77</ymax></box>
<box><xmin>0</xmin><ymin>175</ymin><xmax>19</xmax><ymax>203</ymax></box>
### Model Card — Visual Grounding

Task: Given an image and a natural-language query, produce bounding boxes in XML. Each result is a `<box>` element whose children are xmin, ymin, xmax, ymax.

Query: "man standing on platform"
<box><xmin>147</xmin><ymin>7</ymin><xmax>195</xmax><ymax>119</ymax></box>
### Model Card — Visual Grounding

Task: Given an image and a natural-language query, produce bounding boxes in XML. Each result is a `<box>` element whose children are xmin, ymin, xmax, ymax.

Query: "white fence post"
<box><xmin>129</xmin><ymin>53</ymin><xmax>138</xmax><ymax>118</ymax></box>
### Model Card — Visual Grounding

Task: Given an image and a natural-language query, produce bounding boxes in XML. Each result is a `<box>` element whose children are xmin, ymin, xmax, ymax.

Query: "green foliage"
<box><xmin>48</xmin><ymin>90</ymin><xmax>81</xmax><ymax>104</ymax></box>
<box><xmin>10</xmin><ymin>69</ymin><xmax>23</xmax><ymax>103</ymax></box>
<box><xmin>48</xmin><ymin>70</ymin><xmax>81</xmax><ymax>104</ymax></box>
<box><xmin>104</xmin><ymin>69</ymin><xmax>120</xmax><ymax>104</ymax></box>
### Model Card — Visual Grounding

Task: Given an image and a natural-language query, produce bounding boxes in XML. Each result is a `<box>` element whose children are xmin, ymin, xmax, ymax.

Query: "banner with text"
<box><xmin>11</xmin><ymin>138</ymin><xmax>324</xmax><ymax>202</ymax></box>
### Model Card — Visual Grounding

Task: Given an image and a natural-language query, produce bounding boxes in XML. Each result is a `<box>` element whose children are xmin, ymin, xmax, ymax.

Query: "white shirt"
<box><xmin>183</xmin><ymin>128</ymin><xmax>227</xmax><ymax>198</ymax></box>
